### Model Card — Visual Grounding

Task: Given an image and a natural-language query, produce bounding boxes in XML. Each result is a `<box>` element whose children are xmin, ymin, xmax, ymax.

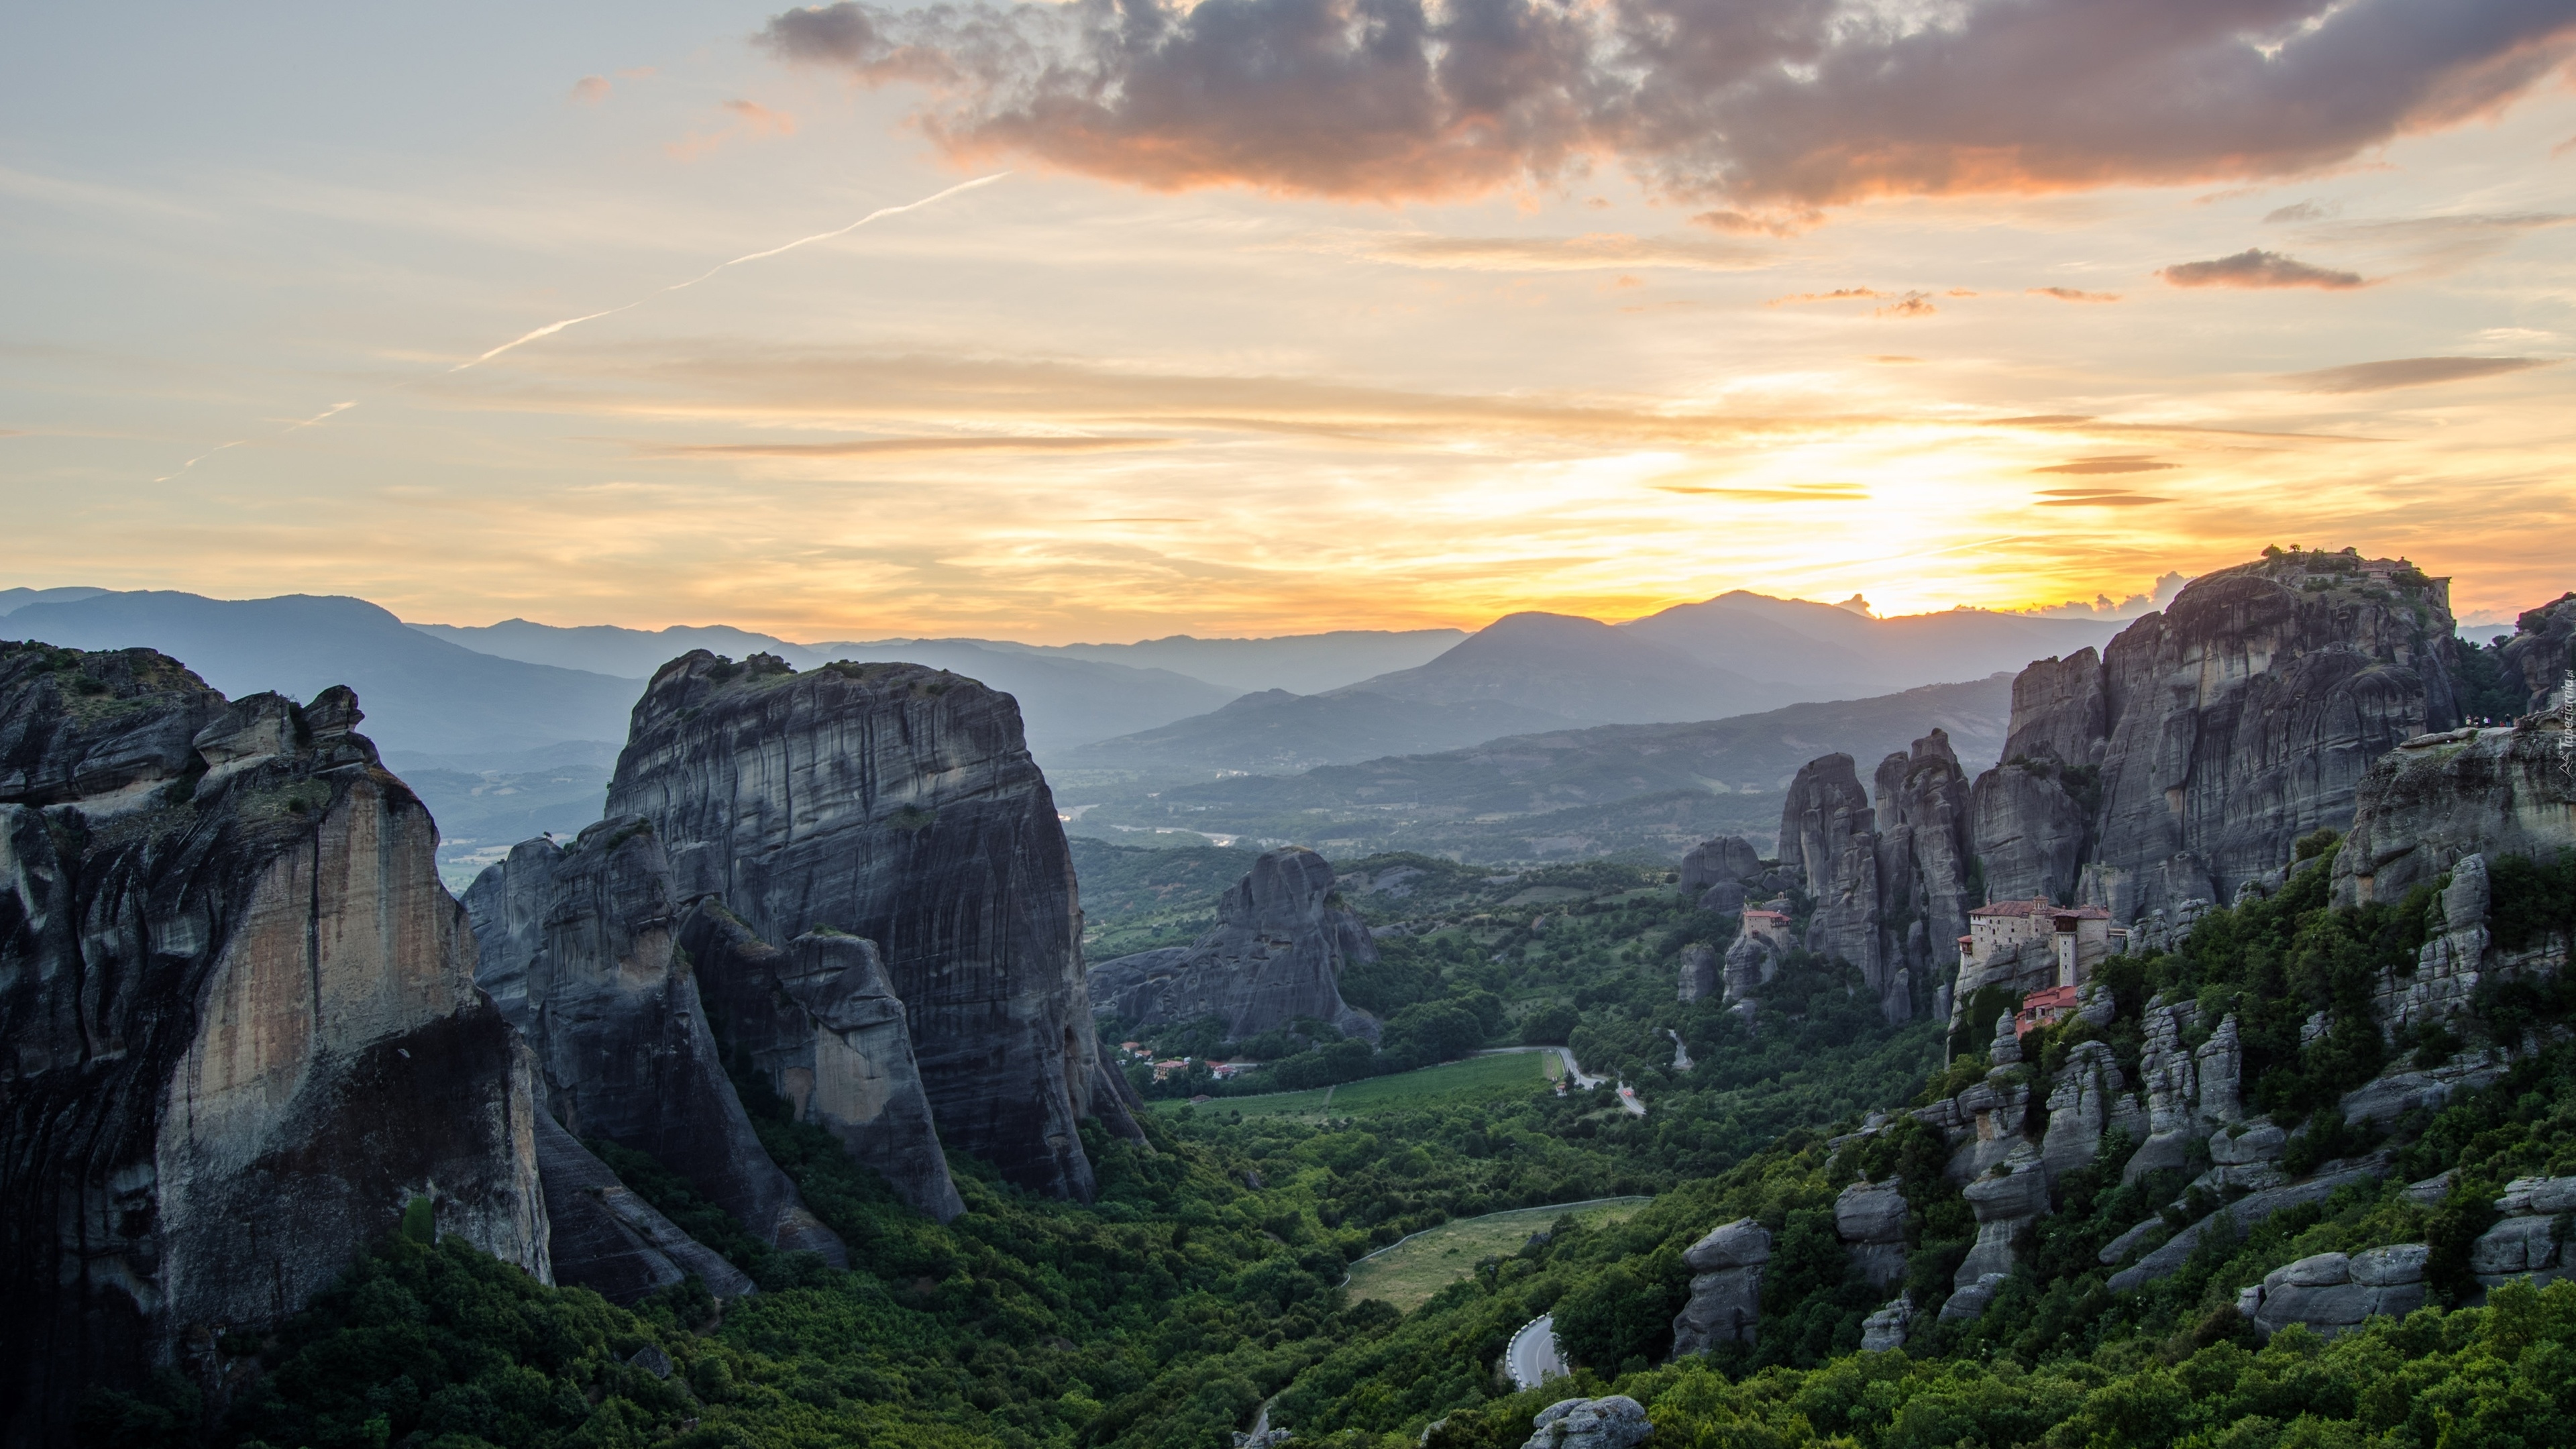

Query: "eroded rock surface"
<box><xmin>1835</xmin><ymin>1178</ymin><xmax>1910</xmax><ymax>1288</ymax></box>
<box><xmin>1087</xmin><ymin>846</ymin><xmax>1379</xmax><ymax>1042</ymax></box>
<box><xmin>2331</xmin><ymin>722</ymin><xmax>2574</xmax><ymax>912</ymax></box>
<box><xmin>1522</xmin><ymin>1395</ymin><xmax>1651</xmax><ymax>1449</ymax></box>
<box><xmin>2470</xmin><ymin>1175</ymin><xmax>2576</xmax><ymax>1291</ymax></box>
<box><xmin>1970</xmin><ymin>552</ymin><xmax>2461</xmax><ymax>922</ymax></box>
<box><xmin>604</xmin><ymin>651</ymin><xmax>1109</xmax><ymax>1199</ymax></box>
<box><xmin>1670</xmin><ymin>1218</ymin><xmax>1772</xmax><ymax>1356</ymax></box>
<box><xmin>1776</xmin><ymin>733</ymin><xmax>1975</xmax><ymax>1024</ymax></box>
<box><xmin>676</xmin><ymin>900</ymin><xmax>967</xmax><ymax>1222</ymax></box>
<box><xmin>2243</xmin><ymin>1245</ymin><xmax>2429</xmax><ymax>1338</ymax></box>
<box><xmin>0</xmin><ymin>646</ymin><xmax>546</xmax><ymax>1442</ymax></box>
<box><xmin>535</xmin><ymin>1112</ymin><xmax>754</xmax><ymax>1303</ymax></box>
<box><xmin>463</xmin><ymin>823</ymin><xmax>847</xmax><ymax>1260</ymax></box>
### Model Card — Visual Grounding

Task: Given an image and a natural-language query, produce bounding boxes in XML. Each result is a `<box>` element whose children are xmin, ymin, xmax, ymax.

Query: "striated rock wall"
<box><xmin>0</xmin><ymin>647</ymin><xmax>547</xmax><ymax>1443</ymax></box>
<box><xmin>1676</xmin><ymin>943</ymin><xmax>1719</xmax><ymax>1004</ymax></box>
<box><xmin>2242</xmin><ymin>1245</ymin><xmax>2429</xmax><ymax>1338</ymax></box>
<box><xmin>1776</xmin><ymin>733</ymin><xmax>1974</xmax><ymax>1023</ymax></box>
<box><xmin>2330</xmin><ymin>720</ymin><xmax>2573</xmax><ymax>910</ymax></box>
<box><xmin>535</xmin><ymin>1112</ymin><xmax>753</xmax><ymax>1303</ymax></box>
<box><xmin>2469</xmin><ymin>1175</ymin><xmax>2576</xmax><ymax>1291</ymax></box>
<box><xmin>604</xmin><ymin>652</ymin><xmax>1106</xmax><ymax>1200</ymax></box>
<box><xmin>1087</xmin><ymin>847</ymin><xmax>1379</xmax><ymax>1042</ymax></box>
<box><xmin>1970</xmin><ymin>551</ymin><xmax>2462</xmax><ymax>922</ymax></box>
<box><xmin>463</xmin><ymin>822</ymin><xmax>847</xmax><ymax>1261</ymax></box>
<box><xmin>1835</xmin><ymin>1179</ymin><xmax>1909</xmax><ymax>1289</ymax></box>
<box><xmin>676</xmin><ymin>900</ymin><xmax>967</xmax><ymax>1222</ymax></box>
<box><xmin>2496</xmin><ymin>594</ymin><xmax>2575</xmax><ymax>716</ymax></box>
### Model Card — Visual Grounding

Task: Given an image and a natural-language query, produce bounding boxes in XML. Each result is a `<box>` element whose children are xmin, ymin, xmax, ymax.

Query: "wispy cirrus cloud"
<box><xmin>2159</xmin><ymin>248</ymin><xmax>2369</xmax><ymax>288</ymax></box>
<box><xmin>759</xmin><ymin>0</ymin><xmax>2576</xmax><ymax>207</ymax></box>
<box><xmin>2035</xmin><ymin>456</ymin><xmax>2176</xmax><ymax>474</ymax></box>
<box><xmin>667</xmin><ymin>99</ymin><xmax>800</xmax><ymax>162</ymax></box>
<box><xmin>2286</xmin><ymin>356</ymin><xmax>2552</xmax><ymax>392</ymax></box>
<box><xmin>2030</xmin><ymin>286</ymin><xmax>2121</xmax><ymax>303</ymax></box>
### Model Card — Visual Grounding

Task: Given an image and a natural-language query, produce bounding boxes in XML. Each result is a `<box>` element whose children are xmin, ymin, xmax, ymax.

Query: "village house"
<box><xmin>1739</xmin><ymin>906</ymin><xmax>1794</xmax><ymax>951</ymax></box>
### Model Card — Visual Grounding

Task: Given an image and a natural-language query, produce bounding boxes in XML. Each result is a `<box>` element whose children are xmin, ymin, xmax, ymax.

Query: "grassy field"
<box><xmin>1344</xmin><ymin>1197</ymin><xmax>1652</xmax><ymax>1310</ymax></box>
<box><xmin>1154</xmin><ymin>1051</ymin><xmax>1556</xmax><ymax>1120</ymax></box>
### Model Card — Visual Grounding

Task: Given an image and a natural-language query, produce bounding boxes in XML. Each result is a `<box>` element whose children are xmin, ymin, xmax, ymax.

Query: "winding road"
<box><xmin>1507</xmin><ymin>1314</ymin><xmax>1568</xmax><ymax>1391</ymax></box>
<box><xmin>1475</xmin><ymin>1044</ymin><xmax>1607</xmax><ymax>1089</ymax></box>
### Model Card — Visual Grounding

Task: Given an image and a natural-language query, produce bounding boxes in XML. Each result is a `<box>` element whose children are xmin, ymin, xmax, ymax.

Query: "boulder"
<box><xmin>2339</xmin><ymin>1055</ymin><xmax>2506</xmax><ymax>1126</ymax></box>
<box><xmin>464</xmin><ymin>824</ymin><xmax>849</xmax><ymax>1259</ymax></box>
<box><xmin>1522</xmin><ymin>1395</ymin><xmax>1651</xmax><ymax>1449</ymax></box>
<box><xmin>676</xmin><ymin>901</ymin><xmax>968</xmax><ymax>1222</ymax></box>
<box><xmin>2469</xmin><ymin>1175</ymin><xmax>2576</xmax><ymax>1289</ymax></box>
<box><xmin>1860</xmin><ymin>1293</ymin><xmax>1914</xmax><ymax>1352</ymax></box>
<box><xmin>1087</xmin><ymin>846</ymin><xmax>1380</xmax><ymax>1042</ymax></box>
<box><xmin>0</xmin><ymin>649</ymin><xmax>547</xmax><ymax>1442</ymax></box>
<box><xmin>1670</xmin><ymin>1219</ymin><xmax>1771</xmax><ymax>1356</ymax></box>
<box><xmin>604</xmin><ymin>652</ymin><xmax>1113</xmax><ymax>1200</ymax></box>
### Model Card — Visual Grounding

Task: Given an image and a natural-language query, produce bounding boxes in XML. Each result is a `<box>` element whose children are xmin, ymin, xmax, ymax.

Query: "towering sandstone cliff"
<box><xmin>604</xmin><ymin>652</ymin><xmax>1120</xmax><ymax>1200</ymax></box>
<box><xmin>1971</xmin><ymin>550</ymin><xmax>2461</xmax><ymax>920</ymax></box>
<box><xmin>0</xmin><ymin>645</ymin><xmax>546</xmax><ymax>1442</ymax></box>
<box><xmin>463</xmin><ymin>822</ymin><xmax>849</xmax><ymax>1263</ymax></box>
<box><xmin>1087</xmin><ymin>846</ymin><xmax>1381</xmax><ymax>1041</ymax></box>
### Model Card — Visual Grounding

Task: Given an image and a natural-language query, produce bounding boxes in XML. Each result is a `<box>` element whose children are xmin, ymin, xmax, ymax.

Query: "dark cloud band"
<box><xmin>762</xmin><ymin>0</ymin><xmax>2576</xmax><ymax>205</ymax></box>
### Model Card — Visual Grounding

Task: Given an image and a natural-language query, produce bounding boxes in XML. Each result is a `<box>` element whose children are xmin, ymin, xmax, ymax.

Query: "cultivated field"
<box><xmin>1154</xmin><ymin>1051</ymin><xmax>1556</xmax><ymax>1121</ymax></box>
<box><xmin>1344</xmin><ymin>1197</ymin><xmax>1652</xmax><ymax>1309</ymax></box>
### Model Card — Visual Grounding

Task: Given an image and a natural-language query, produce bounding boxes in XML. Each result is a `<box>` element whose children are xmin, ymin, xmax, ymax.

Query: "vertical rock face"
<box><xmin>2039</xmin><ymin>1040</ymin><xmax>2137</xmax><ymax>1182</ymax></box>
<box><xmin>2330</xmin><ymin>721</ymin><xmax>2574</xmax><ymax>910</ymax></box>
<box><xmin>1085</xmin><ymin>847</ymin><xmax>1380</xmax><ymax>1042</ymax></box>
<box><xmin>675</xmin><ymin>900</ymin><xmax>966</xmax><ymax>1223</ymax></box>
<box><xmin>1970</xmin><ymin>551</ymin><xmax>2461</xmax><ymax>921</ymax></box>
<box><xmin>1676</xmin><ymin>942</ymin><xmax>1719</xmax><ymax>1004</ymax></box>
<box><xmin>1668</xmin><ymin>1219</ymin><xmax>1771</xmax><ymax>1356</ymax></box>
<box><xmin>462</xmin><ymin>822</ymin><xmax>847</xmax><ymax>1263</ymax></box>
<box><xmin>534</xmin><ymin>1113</ymin><xmax>753</xmax><ymax>1303</ymax></box>
<box><xmin>1776</xmin><ymin>736</ymin><xmax>1976</xmax><ymax>1024</ymax></box>
<box><xmin>604</xmin><ymin>652</ymin><xmax>1104</xmax><ymax>1200</ymax></box>
<box><xmin>2496</xmin><ymin>594</ymin><xmax>2575</xmax><ymax>716</ymax></box>
<box><xmin>0</xmin><ymin>645</ymin><xmax>546</xmax><ymax>1442</ymax></box>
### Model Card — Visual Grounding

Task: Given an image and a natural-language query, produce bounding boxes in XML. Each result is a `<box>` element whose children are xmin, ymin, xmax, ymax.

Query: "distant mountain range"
<box><xmin>1068</xmin><ymin>674</ymin><xmax>2016</xmax><ymax>861</ymax></box>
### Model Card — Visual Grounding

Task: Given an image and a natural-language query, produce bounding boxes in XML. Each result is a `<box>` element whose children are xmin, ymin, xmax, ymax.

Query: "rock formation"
<box><xmin>1951</xmin><ymin>1144</ymin><xmax>2048</xmax><ymax>1309</ymax></box>
<box><xmin>2241</xmin><ymin>1246</ymin><xmax>2430</xmax><ymax>1338</ymax></box>
<box><xmin>1668</xmin><ymin>1218</ymin><xmax>1771</xmax><ymax>1356</ymax></box>
<box><xmin>1774</xmin><ymin>733</ymin><xmax>1976</xmax><ymax>1024</ymax></box>
<box><xmin>1680</xmin><ymin>835</ymin><xmax>1762</xmax><ymax>912</ymax></box>
<box><xmin>676</xmin><ymin>900</ymin><xmax>967</xmax><ymax>1222</ymax></box>
<box><xmin>1676</xmin><ymin>942</ymin><xmax>1719</xmax><ymax>1003</ymax></box>
<box><xmin>1719</xmin><ymin>931</ymin><xmax>1774</xmax><ymax>1017</ymax></box>
<box><xmin>2470</xmin><ymin>1175</ymin><xmax>2576</xmax><ymax>1291</ymax></box>
<box><xmin>1860</xmin><ymin>1294</ymin><xmax>1914</xmax><ymax>1352</ymax></box>
<box><xmin>1835</xmin><ymin>1178</ymin><xmax>1909</xmax><ymax>1289</ymax></box>
<box><xmin>1087</xmin><ymin>846</ymin><xmax>1380</xmax><ymax>1042</ymax></box>
<box><xmin>2331</xmin><ymin>721</ymin><xmax>2573</xmax><ymax>911</ymax></box>
<box><xmin>2494</xmin><ymin>593</ymin><xmax>2575</xmax><ymax>716</ymax></box>
<box><xmin>535</xmin><ymin>1114</ymin><xmax>754</xmax><ymax>1303</ymax></box>
<box><xmin>1521</xmin><ymin>1395</ymin><xmax>1652</xmax><ymax>1449</ymax></box>
<box><xmin>603</xmin><ymin>651</ymin><xmax>1116</xmax><ymax>1200</ymax></box>
<box><xmin>0</xmin><ymin>645</ymin><xmax>547</xmax><ymax>1442</ymax></box>
<box><xmin>1970</xmin><ymin>550</ymin><xmax>2462</xmax><ymax>922</ymax></box>
<box><xmin>463</xmin><ymin>823</ymin><xmax>849</xmax><ymax>1259</ymax></box>
<box><xmin>2123</xmin><ymin>1002</ymin><xmax>2224</xmax><ymax>1181</ymax></box>
<box><xmin>2037</xmin><ymin>1040</ymin><xmax>2142</xmax><ymax>1181</ymax></box>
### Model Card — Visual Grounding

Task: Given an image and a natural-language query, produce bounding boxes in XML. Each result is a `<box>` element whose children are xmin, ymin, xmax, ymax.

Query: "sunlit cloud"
<box><xmin>667</xmin><ymin>99</ymin><xmax>800</xmax><ymax>162</ymax></box>
<box><xmin>570</xmin><ymin>75</ymin><xmax>612</xmax><ymax>105</ymax></box>
<box><xmin>2029</xmin><ymin>286</ymin><xmax>2121</xmax><ymax>303</ymax></box>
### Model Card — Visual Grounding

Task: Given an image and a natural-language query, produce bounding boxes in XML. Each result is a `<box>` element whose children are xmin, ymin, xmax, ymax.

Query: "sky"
<box><xmin>3</xmin><ymin>0</ymin><xmax>2572</xmax><ymax>644</ymax></box>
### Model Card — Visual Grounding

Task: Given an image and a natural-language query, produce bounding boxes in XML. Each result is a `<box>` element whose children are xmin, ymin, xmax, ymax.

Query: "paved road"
<box><xmin>1615</xmin><ymin>1083</ymin><xmax>1647</xmax><ymax>1117</ymax></box>
<box><xmin>1506</xmin><ymin>1314</ymin><xmax>1567</xmax><ymax>1391</ymax></box>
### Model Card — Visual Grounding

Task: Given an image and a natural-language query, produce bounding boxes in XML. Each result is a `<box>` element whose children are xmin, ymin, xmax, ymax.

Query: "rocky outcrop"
<box><xmin>2122</xmin><ymin>1002</ymin><xmax>2246</xmax><ymax>1182</ymax></box>
<box><xmin>1669</xmin><ymin>1218</ymin><xmax>1771</xmax><ymax>1356</ymax></box>
<box><xmin>1951</xmin><ymin>1145</ymin><xmax>2048</xmax><ymax>1306</ymax></box>
<box><xmin>1721</xmin><ymin>931</ymin><xmax>1777</xmax><ymax>1016</ymax></box>
<box><xmin>2241</xmin><ymin>1245</ymin><xmax>2429</xmax><ymax>1338</ymax></box>
<box><xmin>1835</xmin><ymin>1178</ymin><xmax>1910</xmax><ymax>1288</ymax></box>
<box><xmin>2107</xmin><ymin>1156</ymin><xmax>2388</xmax><ymax>1291</ymax></box>
<box><xmin>2469</xmin><ymin>1175</ymin><xmax>2576</xmax><ymax>1291</ymax></box>
<box><xmin>1676</xmin><ymin>942</ymin><xmax>1719</xmax><ymax>1003</ymax></box>
<box><xmin>1971</xmin><ymin>551</ymin><xmax>2461</xmax><ymax>922</ymax></box>
<box><xmin>2331</xmin><ymin>723</ymin><xmax>2573</xmax><ymax>911</ymax></box>
<box><xmin>2496</xmin><ymin>594</ymin><xmax>2575</xmax><ymax>716</ymax></box>
<box><xmin>1776</xmin><ymin>733</ymin><xmax>1975</xmax><ymax>1024</ymax></box>
<box><xmin>1911</xmin><ymin>1061</ymin><xmax>2039</xmax><ymax>1184</ymax></box>
<box><xmin>463</xmin><ymin>823</ymin><xmax>848</xmax><ymax>1258</ymax></box>
<box><xmin>1</xmin><ymin>645</ymin><xmax>548</xmax><ymax>1442</ymax></box>
<box><xmin>1860</xmin><ymin>1294</ymin><xmax>1914</xmax><ymax>1351</ymax></box>
<box><xmin>535</xmin><ymin>1113</ymin><xmax>754</xmax><ymax>1303</ymax></box>
<box><xmin>1521</xmin><ymin>1395</ymin><xmax>1651</xmax><ymax>1449</ymax></box>
<box><xmin>2038</xmin><ymin>1040</ymin><xmax>2142</xmax><ymax>1181</ymax></box>
<box><xmin>604</xmin><ymin>651</ymin><xmax>1112</xmax><ymax>1200</ymax></box>
<box><xmin>1681</xmin><ymin>836</ymin><xmax>1763</xmax><ymax>912</ymax></box>
<box><xmin>1087</xmin><ymin>847</ymin><xmax>1379</xmax><ymax>1042</ymax></box>
<box><xmin>675</xmin><ymin>901</ymin><xmax>966</xmax><ymax>1222</ymax></box>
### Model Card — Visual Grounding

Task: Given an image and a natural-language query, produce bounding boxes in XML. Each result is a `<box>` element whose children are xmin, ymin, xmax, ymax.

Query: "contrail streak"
<box><xmin>154</xmin><ymin>172</ymin><xmax>1011</xmax><ymax>479</ymax></box>
<box><xmin>154</xmin><ymin>400</ymin><xmax>360</xmax><ymax>483</ymax></box>
<box><xmin>447</xmin><ymin>171</ymin><xmax>1009</xmax><ymax>373</ymax></box>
